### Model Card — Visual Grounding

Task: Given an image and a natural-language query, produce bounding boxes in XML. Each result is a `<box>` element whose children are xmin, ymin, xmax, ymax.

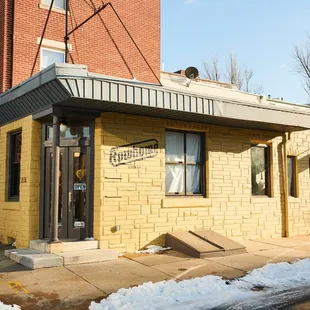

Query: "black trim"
<box><xmin>39</xmin><ymin>124</ymin><xmax>46</xmax><ymax>239</ymax></box>
<box><xmin>251</xmin><ymin>144</ymin><xmax>271</xmax><ymax>197</ymax></box>
<box><xmin>7</xmin><ymin>130</ymin><xmax>22</xmax><ymax>201</ymax></box>
<box><xmin>40</xmin><ymin>117</ymin><xmax>95</xmax><ymax>239</ymax></box>
<box><xmin>165</xmin><ymin>129</ymin><xmax>205</xmax><ymax>196</ymax></box>
<box><xmin>287</xmin><ymin>156</ymin><xmax>297</xmax><ymax>198</ymax></box>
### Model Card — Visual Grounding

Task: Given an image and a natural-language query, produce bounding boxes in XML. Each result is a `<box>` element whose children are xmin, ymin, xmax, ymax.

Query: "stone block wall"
<box><xmin>95</xmin><ymin>112</ymin><xmax>310</xmax><ymax>252</ymax></box>
<box><xmin>0</xmin><ymin>116</ymin><xmax>41</xmax><ymax>247</ymax></box>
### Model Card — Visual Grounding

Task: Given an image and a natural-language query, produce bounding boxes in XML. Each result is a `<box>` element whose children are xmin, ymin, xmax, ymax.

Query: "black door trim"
<box><xmin>39</xmin><ymin>120</ymin><xmax>95</xmax><ymax>240</ymax></box>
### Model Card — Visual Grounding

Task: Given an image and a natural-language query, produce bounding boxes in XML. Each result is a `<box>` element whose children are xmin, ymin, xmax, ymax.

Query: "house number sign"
<box><xmin>109</xmin><ymin>139</ymin><xmax>159</xmax><ymax>167</ymax></box>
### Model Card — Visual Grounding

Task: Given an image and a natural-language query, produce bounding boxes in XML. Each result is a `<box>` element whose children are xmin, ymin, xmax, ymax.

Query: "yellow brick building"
<box><xmin>1</xmin><ymin>64</ymin><xmax>310</xmax><ymax>252</ymax></box>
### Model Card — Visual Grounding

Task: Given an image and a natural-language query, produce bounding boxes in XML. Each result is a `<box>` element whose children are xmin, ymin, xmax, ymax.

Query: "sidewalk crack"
<box><xmin>64</xmin><ymin>266</ymin><xmax>108</xmax><ymax>295</ymax></box>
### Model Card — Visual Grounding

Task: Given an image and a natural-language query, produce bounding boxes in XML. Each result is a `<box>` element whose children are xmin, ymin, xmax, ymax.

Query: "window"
<box><xmin>251</xmin><ymin>144</ymin><xmax>271</xmax><ymax>196</ymax></box>
<box><xmin>42</xmin><ymin>0</ymin><xmax>66</xmax><ymax>10</ymax></box>
<box><xmin>165</xmin><ymin>130</ymin><xmax>204</xmax><ymax>195</ymax></box>
<box><xmin>40</xmin><ymin>48</ymin><xmax>65</xmax><ymax>70</ymax></box>
<box><xmin>8</xmin><ymin>131</ymin><xmax>22</xmax><ymax>200</ymax></box>
<box><xmin>287</xmin><ymin>156</ymin><xmax>298</xmax><ymax>197</ymax></box>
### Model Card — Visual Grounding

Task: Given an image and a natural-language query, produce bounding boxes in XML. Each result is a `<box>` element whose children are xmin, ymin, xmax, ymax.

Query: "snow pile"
<box><xmin>0</xmin><ymin>302</ymin><xmax>20</xmax><ymax>310</ymax></box>
<box><xmin>135</xmin><ymin>245</ymin><xmax>172</xmax><ymax>254</ymax></box>
<box><xmin>89</xmin><ymin>258</ymin><xmax>310</xmax><ymax>310</ymax></box>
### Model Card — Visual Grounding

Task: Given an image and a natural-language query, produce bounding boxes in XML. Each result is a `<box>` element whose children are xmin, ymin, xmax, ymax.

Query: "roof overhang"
<box><xmin>1</xmin><ymin>63</ymin><xmax>310</xmax><ymax>133</ymax></box>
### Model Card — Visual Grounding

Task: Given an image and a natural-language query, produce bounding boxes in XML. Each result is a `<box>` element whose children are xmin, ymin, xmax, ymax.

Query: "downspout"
<box><xmin>282</xmin><ymin>133</ymin><xmax>289</xmax><ymax>237</ymax></box>
<box><xmin>10</xmin><ymin>0</ymin><xmax>15</xmax><ymax>88</ymax></box>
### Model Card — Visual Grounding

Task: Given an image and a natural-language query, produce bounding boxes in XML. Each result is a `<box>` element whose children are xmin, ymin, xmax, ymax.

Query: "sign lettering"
<box><xmin>109</xmin><ymin>139</ymin><xmax>159</xmax><ymax>167</ymax></box>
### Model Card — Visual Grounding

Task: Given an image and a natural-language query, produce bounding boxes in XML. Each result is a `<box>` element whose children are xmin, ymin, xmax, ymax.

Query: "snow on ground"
<box><xmin>135</xmin><ymin>245</ymin><xmax>172</xmax><ymax>254</ymax></box>
<box><xmin>0</xmin><ymin>302</ymin><xmax>20</xmax><ymax>310</ymax></box>
<box><xmin>89</xmin><ymin>258</ymin><xmax>310</xmax><ymax>310</ymax></box>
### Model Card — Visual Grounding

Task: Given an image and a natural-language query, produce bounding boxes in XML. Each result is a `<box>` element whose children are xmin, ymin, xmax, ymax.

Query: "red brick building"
<box><xmin>0</xmin><ymin>0</ymin><xmax>160</xmax><ymax>93</ymax></box>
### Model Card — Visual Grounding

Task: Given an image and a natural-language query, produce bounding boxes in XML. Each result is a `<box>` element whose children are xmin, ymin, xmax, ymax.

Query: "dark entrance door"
<box><xmin>44</xmin><ymin>146</ymin><xmax>90</xmax><ymax>239</ymax></box>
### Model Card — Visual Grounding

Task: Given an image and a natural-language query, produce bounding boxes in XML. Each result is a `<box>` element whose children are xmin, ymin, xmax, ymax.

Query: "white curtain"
<box><xmin>186</xmin><ymin>165</ymin><xmax>201</xmax><ymax>193</ymax></box>
<box><xmin>166</xmin><ymin>165</ymin><xmax>185</xmax><ymax>193</ymax></box>
<box><xmin>166</xmin><ymin>132</ymin><xmax>202</xmax><ymax>194</ymax></box>
<box><xmin>165</xmin><ymin>131</ymin><xmax>184</xmax><ymax>162</ymax></box>
<box><xmin>186</xmin><ymin>133</ymin><xmax>201</xmax><ymax>163</ymax></box>
<box><xmin>287</xmin><ymin>157</ymin><xmax>293</xmax><ymax>196</ymax></box>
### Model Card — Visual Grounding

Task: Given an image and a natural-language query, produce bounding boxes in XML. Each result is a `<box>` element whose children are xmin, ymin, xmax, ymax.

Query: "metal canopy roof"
<box><xmin>1</xmin><ymin>63</ymin><xmax>310</xmax><ymax>132</ymax></box>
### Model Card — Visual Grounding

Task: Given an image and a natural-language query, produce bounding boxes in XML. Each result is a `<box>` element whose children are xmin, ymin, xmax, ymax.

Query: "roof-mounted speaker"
<box><xmin>185</xmin><ymin>66</ymin><xmax>199</xmax><ymax>80</ymax></box>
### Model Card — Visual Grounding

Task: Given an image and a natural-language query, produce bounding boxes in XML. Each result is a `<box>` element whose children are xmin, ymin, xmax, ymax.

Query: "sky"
<box><xmin>161</xmin><ymin>0</ymin><xmax>310</xmax><ymax>104</ymax></box>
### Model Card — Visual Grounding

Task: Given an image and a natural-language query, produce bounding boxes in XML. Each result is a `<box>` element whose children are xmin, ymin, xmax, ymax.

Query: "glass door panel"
<box><xmin>68</xmin><ymin>147</ymin><xmax>88</xmax><ymax>239</ymax></box>
<box><xmin>44</xmin><ymin>148</ymin><xmax>68</xmax><ymax>239</ymax></box>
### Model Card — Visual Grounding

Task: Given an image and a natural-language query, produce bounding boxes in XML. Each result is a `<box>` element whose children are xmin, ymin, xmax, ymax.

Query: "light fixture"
<box><xmin>60</xmin><ymin>119</ymin><xmax>68</xmax><ymax>133</ymax></box>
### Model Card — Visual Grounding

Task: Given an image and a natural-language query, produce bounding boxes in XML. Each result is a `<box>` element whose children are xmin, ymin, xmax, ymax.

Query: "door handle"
<box><xmin>68</xmin><ymin>191</ymin><xmax>72</xmax><ymax>212</ymax></box>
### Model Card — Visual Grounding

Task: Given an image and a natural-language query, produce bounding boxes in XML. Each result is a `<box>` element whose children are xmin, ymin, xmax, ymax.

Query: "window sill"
<box><xmin>39</xmin><ymin>3</ymin><xmax>68</xmax><ymax>15</ymax></box>
<box><xmin>1</xmin><ymin>202</ymin><xmax>20</xmax><ymax>211</ymax></box>
<box><xmin>162</xmin><ymin>197</ymin><xmax>211</xmax><ymax>208</ymax></box>
<box><xmin>288</xmin><ymin>196</ymin><xmax>300</xmax><ymax>202</ymax></box>
<box><xmin>250</xmin><ymin>196</ymin><xmax>276</xmax><ymax>203</ymax></box>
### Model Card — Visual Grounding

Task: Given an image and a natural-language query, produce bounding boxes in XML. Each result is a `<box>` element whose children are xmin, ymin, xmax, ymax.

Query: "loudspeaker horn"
<box><xmin>185</xmin><ymin>66</ymin><xmax>199</xmax><ymax>80</ymax></box>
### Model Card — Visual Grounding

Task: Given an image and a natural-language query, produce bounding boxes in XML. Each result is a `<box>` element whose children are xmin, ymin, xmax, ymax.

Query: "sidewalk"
<box><xmin>1</xmin><ymin>236</ymin><xmax>310</xmax><ymax>309</ymax></box>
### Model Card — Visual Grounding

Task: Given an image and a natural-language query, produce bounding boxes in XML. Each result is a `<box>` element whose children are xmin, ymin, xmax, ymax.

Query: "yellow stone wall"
<box><xmin>0</xmin><ymin>116</ymin><xmax>41</xmax><ymax>248</ymax></box>
<box><xmin>95</xmin><ymin>112</ymin><xmax>310</xmax><ymax>252</ymax></box>
<box><xmin>1</xmin><ymin>112</ymin><xmax>310</xmax><ymax>251</ymax></box>
<box><xmin>286</xmin><ymin>131</ymin><xmax>310</xmax><ymax>236</ymax></box>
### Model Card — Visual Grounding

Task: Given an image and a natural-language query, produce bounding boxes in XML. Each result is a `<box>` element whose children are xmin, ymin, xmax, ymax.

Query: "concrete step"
<box><xmin>30</xmin><ymin>239</ymin><xmax>99</xmax><ymax>253</ymax></box>
<box><xmin>62</xmin><ymin>240</ymin><xmax>99</xmax><ymax>252</ymax></box>
<box><xmin>58</xmin><ymin>249</ymin><xmax>118</xmax><ymax>266</ymax></box>
<box><xmin>5</xmin><ymin>249</ymin><xmax>63</xmax><ymax>269</ymax></box>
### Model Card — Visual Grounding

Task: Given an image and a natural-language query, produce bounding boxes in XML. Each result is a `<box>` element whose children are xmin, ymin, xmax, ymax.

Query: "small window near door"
<box><xmin>165</xmin><ymin>130</ymin><xmax>204</xmax><ymax>195</ymax></box>
<box><xmin>40</xmin><ymin>48</ymin><xmax>65</xmax><ymax>70</ymax></box>
<box><xmin>41</xmin><ymin>0</ymin><xmax>66</xmax><ymax>9</ymax></box>
<box><xmin>47</xmin><ymin>126</ymin><xmax>90</xmax><ymax>140</ymax></box>
<box><xmin>8</xmin><ymin>131</ymin><xmax>22</xmax><ymax>200</ymax></box>
<box><xmin>251</xmin><ymin>144</ymin><xmax>271</xmax><ymax>196</ymax></box>
<box><xmin>287</xmin><ymin>156</ymin><xmax>298</xmax><ymax>197</ymax></box>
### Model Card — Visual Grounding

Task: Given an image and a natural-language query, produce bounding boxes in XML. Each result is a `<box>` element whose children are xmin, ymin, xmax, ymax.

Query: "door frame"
<box><xmin>39</xmin><ymin>121</ymin><xmax>95</xmax><ymax>240</ymax></box>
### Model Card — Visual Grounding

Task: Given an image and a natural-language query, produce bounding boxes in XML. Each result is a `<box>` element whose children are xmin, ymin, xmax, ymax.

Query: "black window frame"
<box><xmin>165</xmin><ymin>129</ymin><xmax>205</xmax><ymax>196</ymax></box>
<box><xmin>287</xmin><ymin>156</ymin><xmax>298</xmax><ymax>197</ymax></box>
<box><xmin>8</xmin><ymin>130</ymin><xmax>22</xmax><ymax>201</ymax></box>
<box><xmin>251</xmin><ymin>144</ymin><xmax>271</xmax><ymax>197</ymax></box>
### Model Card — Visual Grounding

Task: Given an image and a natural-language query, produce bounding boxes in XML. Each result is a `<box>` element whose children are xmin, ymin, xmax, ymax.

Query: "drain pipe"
<box><xmin>282</xmin><ymin>133</ymin><xmax>289</xmax><ymax>237</ymax></box>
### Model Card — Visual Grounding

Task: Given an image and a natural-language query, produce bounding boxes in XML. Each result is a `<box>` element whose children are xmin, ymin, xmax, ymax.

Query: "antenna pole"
<box><xmin>30</xmin><ymin>0</ymin><xmax>55</xmax><ymax>76</ymax></box>
<box><xmin>65</xmin><ymin>0</ymin><xmax>69</xmax><ymax>63</ymax></box>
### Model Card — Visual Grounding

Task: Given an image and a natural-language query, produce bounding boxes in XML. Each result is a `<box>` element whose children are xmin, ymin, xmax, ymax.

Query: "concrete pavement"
<box><xmin>2</xmin><ymin>236</ymin><xmax>310</xmax><ymax>309</ymax></box>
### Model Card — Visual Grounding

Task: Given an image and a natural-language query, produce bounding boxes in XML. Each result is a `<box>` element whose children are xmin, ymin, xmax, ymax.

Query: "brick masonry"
<box><xmin>0</xmin><ymin>0</ymin><xmax>160</xmax><ymax>93</ymax></box>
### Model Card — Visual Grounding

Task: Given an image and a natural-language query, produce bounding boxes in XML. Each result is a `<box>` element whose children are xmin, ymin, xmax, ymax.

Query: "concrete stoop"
<box><xmin>5</xmin><ymin>249</ymin><xmax>63</xmax><ymax>269</ymax></box>
<box><xmin>5</xmin><ymin>240</ymin><xmax>118</xmax><ymax>269</ymax></box>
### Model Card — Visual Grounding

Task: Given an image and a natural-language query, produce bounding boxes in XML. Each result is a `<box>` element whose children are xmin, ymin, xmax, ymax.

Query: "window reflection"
<box><xmin>47</xmin><ymin>126</ymin><xmax>90</xmax><ymax>140</ymax></box>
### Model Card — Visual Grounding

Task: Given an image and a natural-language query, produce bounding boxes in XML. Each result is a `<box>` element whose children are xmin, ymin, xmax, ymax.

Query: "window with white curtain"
<box><xmin>287</xmin><ymin>156</ymin><xmax>297</xmax><ymax>197</ymax></box>
<box><xmin>40</xmin><ymin>48</ymin><xmax>65</xmax><ymax>70</ymax></box>
<box><xmin>42</xmin><ymin>0</ymin><xmax>66</xmax><ymax>9</ymax></box>
<box><xmin>165</xmin><ymin>131</ymin><xmax>204</xmax><ymax>195</ymax></box>
<box><xmin>251</xmin><ymin>144</ymin><xmax>271</xmax><ymax>196</ymax></box>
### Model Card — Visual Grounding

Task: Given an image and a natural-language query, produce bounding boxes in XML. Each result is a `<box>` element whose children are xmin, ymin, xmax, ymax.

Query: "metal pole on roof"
<box><xmin>30</xmin><ymin>0</ymin><xmax>55</xmax><ymax>76</ymax></box>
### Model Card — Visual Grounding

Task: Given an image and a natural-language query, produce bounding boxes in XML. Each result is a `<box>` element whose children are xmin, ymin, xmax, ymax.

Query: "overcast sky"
<box><xmin>161</xmin><ymin>0</ymin><xmax>310</xmax><ymax>104</ymax></box>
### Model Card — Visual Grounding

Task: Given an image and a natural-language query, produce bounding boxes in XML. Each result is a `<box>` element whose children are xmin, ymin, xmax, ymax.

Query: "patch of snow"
<box><xmin>84</xmin><ymin>237</ymin><xmax>95</xmax><ymax>241</ymax></box>
<box><xmin>135</xmin><ymin>245</ymin><xmax>172</xmax><ymax>254</ymax></box>
<box><xmin>89</xmin><ymin>258</ymin><xmax>310</xmax><ymax>310</ymax></box>
<box><xmin>0</xmin><ymin>302</ymin><xmax>20</xmax><ymax>310</ymax></box>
